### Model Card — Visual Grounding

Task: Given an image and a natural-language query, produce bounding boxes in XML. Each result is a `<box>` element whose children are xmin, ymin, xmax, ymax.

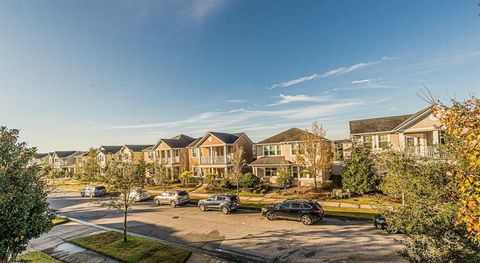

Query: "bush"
<box><xmin>241</xmin><ymin>172</ymin><xmax>261</xmax><ymax>188</ymax></box>
<box><xmin>205</xmin><ymin>173</ymin><xmax>220</xmax><ymax>189</ymax></box>
<box><xmin>320</xmin><ymin>180</ymin><xmax>333</xmax><ymax>190</ymax></box>
<box><xmin>220</xmin><ymin>178</ymin><xmax>233</xmax><ymax>189</ymax></box>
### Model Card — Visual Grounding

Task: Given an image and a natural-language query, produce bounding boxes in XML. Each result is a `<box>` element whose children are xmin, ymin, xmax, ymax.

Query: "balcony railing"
<box><xmin>160</xmin><ymin>156</ymin><xmax>180</xmax><ymax>164</ymax></box>
<box><xmin>408</xmin><ymin>146</ymin><xmax>445</xmax><ymax>158</ymax></box>
<box><xmin>200</xmin><ymin>155</ymin><xmax>232</xmax><ymax>164</ymax></box>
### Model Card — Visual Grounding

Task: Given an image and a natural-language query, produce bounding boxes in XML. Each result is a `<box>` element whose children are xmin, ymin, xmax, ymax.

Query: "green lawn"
<box><xmin>324</xmin><ymin>206</ymin><xmax>378</xmax><ymax>220</ymax></box>
<box><xmin>325</xmin><ymin>195</ymin><xmax>400</xmax><ymax>207</ymax></box>
<box><xmin>71</xmin><ymin>231</ymin><xmax>191</xmax><ymax>263</ymax></box>
<box><xmin>52</xmin><ymin>217</ymin><xmax>70</xmax><ymax>226</ymax></box>
<box><xmin>18</xmin><ymin>252</ymin><xmax>61</xmax><ymax>263</ymax></box>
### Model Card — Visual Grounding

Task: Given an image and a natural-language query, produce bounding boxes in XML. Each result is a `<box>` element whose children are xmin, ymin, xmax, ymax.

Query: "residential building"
<box><xmin>32</xmin><ymin>153</ymin><xmax>49</xmax><ymax>166</ymax></box>
<box><xmin>249</xmin><ymin>127</ymin><xmax>331</xmax><ymax>187</ymax></box>
<box><xmin>349</xmin><ymin>107</ymin><xmax>443</xmax><ymax>157</ymax></box>
<box><xmin>48</xmin><ymin>151</ymin><xmax>83</xmax><ymax>173</ymax></box>
<box><xmin>73</xmin><ymin>151</ymin><xmax>88</xmax><ymax>174</ymax></box>
<box><xmin>96</xmin><ymin>145</ymin><xmax>123</xmax><ymax>169</ymax></box>
<box><xmin>150</xmin><ymin>134</ymin><xmax>196</xmax><ymax>180</ymax></box>
<box><xmin>333</xmin><ymin>139</ymin><xmax>352</xmax><ymax>161</ymax></box>
<box><xmin>115</xmin><ymin>145</ymin><xmax>153</xmax><ymax>164</ymax></box>
<box><xmin>188</xmin><ymin>131</ymin><xmax>254</xmax><ymax>177</ymax></box>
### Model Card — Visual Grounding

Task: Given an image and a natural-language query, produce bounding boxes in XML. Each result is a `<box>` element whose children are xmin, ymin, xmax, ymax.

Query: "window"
<box><xmin>280</xmin><ymin>202</ymin><xmax>291</xmax><ymax>209</ymax></box>
<box><xmin>363</xmin><ymin>135</ymin><xmax>373</xmax><ymax>147</ymax></box>
<box><xmin>174</xmin><ymin>150</ymin><xmax>179</xmax><ymax>157</ymax></box>
<box><xmin>291</xmin><ymin>203</ymin><xmax>301</xmax><ymax>209</ymax></box>
<box><xmin>378</xmin><ymin>134</ymin><xmax>389</xmax><ymax>149</ymax></box>
<box><xmin>439</xmin><ymin>131</ymin><xmax>446</xmax><ymax>144</ymax></box>
<box><xmin>264</xmin><ymin>167</ymin><xmax>278</xmax><ymax>177</ymax></box>
<box><xmin>192</xmin><ymin>149</ymin><xmax>197</xmax><ymax>157</ymax></box>
<box><xmin>301</xmin><ymin>203</ymin><xmax>313</xmax><ymax>209</ymax></box>
<box><xmin>292</xmin><ymin>166</ymin><xmax>299</xmax><ymax>178</ymax></box>
<box><xmin>263</xmin><ymin>145</ymin><xmax>281</xmax><ymax>156</ymax></box>
<box><xmin>291</xmin><ymin>143</ymin><xmax>299</xmax><ymax>155</ymax></box>
<box><xmin>216</xmin><ymin>196</ymin><xmax>226</xmax><ymax>201</ymax></box>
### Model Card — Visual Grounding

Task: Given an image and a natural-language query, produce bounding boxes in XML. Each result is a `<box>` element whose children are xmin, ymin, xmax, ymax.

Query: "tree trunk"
<box><xmin>123</xmin><ymin>207</ymin><xmax>128</xmax><ymax>243</ymax></box>
<box><xmin>237</xmin><ymin>181</ymin><xmax>239</xmax><ymax>196</ymax></box>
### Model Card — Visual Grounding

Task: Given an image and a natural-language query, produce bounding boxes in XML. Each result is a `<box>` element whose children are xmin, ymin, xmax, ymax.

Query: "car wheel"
<box><xmin>154</xmin><ymin>199</ymin><xmax>161</xmax><ymax>206</ymax></box>
<box><xmin>374</xmin><ymin>223</ymin><xmax>383</xmax><ymax>229</ymax></box>
<box><xmin>221</xmin><ymin>206</ymin><xmax>230</xmax><ymax>215</ymax></box>
<box><xmin>170</xmin><ymin>201</ymin><xmax>177</xmax><ymax>208</ymax></box>
<box><xmin>266</xmin><ymin>211</ymin><xmax>277</xmax><ymax>221</ymax></box>
<box><xmin>301</xmin><ymin>215</ymin><xmax>313</xmax><ymax>225</ymax></box>
<box><xmin>81</xmin><ymin>193</ymin><xmax>84</xmax><ymax>197</ymax></box>
<box><xmin>199</xmin><ymin>204</ymin><xmax>207</xmax><ymax>212</ymax></box>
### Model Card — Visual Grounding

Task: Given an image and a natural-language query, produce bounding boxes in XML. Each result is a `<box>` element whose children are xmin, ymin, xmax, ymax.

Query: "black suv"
<box><xmin>261</xmin><ymin>200</ymin><xmax>324</xmax><ymax>225</ymax></box>
<box><xmin>198</xmin><ymin>194</ymin><xmax>241</xmax><ymax>214</ymax></box>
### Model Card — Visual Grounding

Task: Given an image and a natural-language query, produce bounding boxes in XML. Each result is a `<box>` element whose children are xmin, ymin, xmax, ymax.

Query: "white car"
<box><xmin>129</xmin><ymin>189</ymin><xmax>151</xmax><ymax>202</ymax></box>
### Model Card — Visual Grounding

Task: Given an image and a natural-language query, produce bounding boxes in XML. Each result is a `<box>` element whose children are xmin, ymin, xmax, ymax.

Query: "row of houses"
<box><xmin>33</xmin><ymin>107</ymin><xmax>443</xmax><ymax>185</ymax></box>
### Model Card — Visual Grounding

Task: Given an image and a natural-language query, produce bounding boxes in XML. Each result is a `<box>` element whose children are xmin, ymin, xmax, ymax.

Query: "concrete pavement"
<box><xmin>49</xmin><ymin>188</ymin><xmax>405</xmax><ymax>262</ymax></box>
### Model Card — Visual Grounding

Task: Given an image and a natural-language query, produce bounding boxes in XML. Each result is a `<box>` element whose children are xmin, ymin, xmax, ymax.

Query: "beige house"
<box><xmin>48</xmin><ymin>151</ymin><xmax>83</xmax><ymax>173</ymax></box>
<box><xmin>148</xmin><ymin>134</ymin><xmax>196</xmax><ymax>180</ymax></box>
<box><xmin>33</xmin><ymin>153</ymin><xmax>49</xmax><ymax>166</ymax></box>
<box><xmin>96</xmin><ymin>146</ymin><xmax>123</xmax><ymax>169</ymax></box>
<box><xmin>249</xmin><ymin>128</ymin><xmax>331</xmax><ymax>187</ymax></box>
<box><xmin>349</xmin><ymin>107</ymin><xmax>443</xmax><ymax>157</ymax></box>
<box><xmin>188</xmin><ymin>131</ymin><xmax>254</xmax><ymax>178</ymax></box>
<box><xmin>115</xmin><ymin>145</ymin><xmax>153</xmax><ymax>164</ymax></box>
<box><xmin>333</xmin><ymin>139</ymin><xmax>352</xmax><ymax>161</ymax></box>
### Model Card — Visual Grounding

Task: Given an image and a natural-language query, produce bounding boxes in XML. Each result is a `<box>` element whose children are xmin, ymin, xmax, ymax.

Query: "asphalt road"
<box><xmin>49</xmin><ymin>189</ymin><xmax>404</xmax><ymax>263</ymax></box>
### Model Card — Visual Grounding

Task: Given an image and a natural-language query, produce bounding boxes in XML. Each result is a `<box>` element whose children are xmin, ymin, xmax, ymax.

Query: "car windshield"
<box><xmin>177</xmin><ymin>191</ymin><xmax>188</xmax><ymax>196</ymax></box>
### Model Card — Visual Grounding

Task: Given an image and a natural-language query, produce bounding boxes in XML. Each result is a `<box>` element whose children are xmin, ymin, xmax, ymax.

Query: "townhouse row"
<box><xmin>34</xmin><ymin>107</ymin><xmax>444</xmax><ymax>186</ymax></box>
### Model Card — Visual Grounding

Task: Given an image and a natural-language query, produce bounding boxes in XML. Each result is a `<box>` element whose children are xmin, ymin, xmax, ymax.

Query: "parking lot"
<box><xmin>49</xmin><ymin>189</ymin><xmax>404</xmax><ymax>262</ymax></box>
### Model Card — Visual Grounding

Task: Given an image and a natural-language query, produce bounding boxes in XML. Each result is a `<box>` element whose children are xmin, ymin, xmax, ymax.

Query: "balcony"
<box><xmin>200</xmin><ymin>155</ymin><xmax>232</xmax><ymax>164</ymax></box>
<box><xmin>160</xmin><ymin>156</ymin><xmax>180</xmax><ymax>164</ymax></box>
<box><xmin>408</xmin><ymin>146</ymin><xmax>445</xmax><ymax>158</ymax></box>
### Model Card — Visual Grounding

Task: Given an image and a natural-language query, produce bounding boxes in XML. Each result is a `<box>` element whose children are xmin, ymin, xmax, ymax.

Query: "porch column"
<box><xmin>224</xmin><ymin>145</ymin><xmax>227</xmax><ymax>163</ymax></box>
<box><xmin>432</xmin><ymin>130</ymin><xmax>439</xmax><ymax>144</ymax></box>
<box><xmin>399</xmin><ymin>132</ymin><xmax>405</xmax><ymax>150</ymax></box>
<box><xmin>253</xmin><ymin>167</ymin><xmax>257</xmax><ymax>176</ymax></box>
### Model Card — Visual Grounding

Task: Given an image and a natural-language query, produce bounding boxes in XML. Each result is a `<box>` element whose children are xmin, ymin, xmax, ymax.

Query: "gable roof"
<box><xmin>154</xmin><ymin>134</ymin><xmax>196</xmax><ymax>149</ymax></box>
<box><xmin>34</xmin><ymin>153</ymin><xmax>49</xmax><ymax>159</ymax></box>
<box><xmin>124</xmin><ymin>145</ymin><xmax>154</xmax><ymax>152</ymax></box>
<box><xmin>249</xmin><ymin>156</ymin><xmax>293</xmax><ymax>166</ymax></box>
<box><xmin>349</xmin><ymin>107</ymin><xmax>432</xmax><ymax>135</ymax></box>
<box><xmin>257</xmin><ymin>127</ymin><xmax>306</xmax><ymax>144</ymax></box>
<box><xmin>186</xmin><ymin>137</ymin><xmax>202</xmax><ymax>148</ymax></box>
<box><xmin>393</xmin><ymin>107</ymin><xmax>432</xmax><ymax>131</ymax></box>
<box><xmin>54</xmin><ymin>151</ymin><xmax>78</xmax><ymax>158</ymax></box>
<box><xmin>99</xmin><ymin>145</ymin><xmax>123</xmax><ymax>154</ymax></box>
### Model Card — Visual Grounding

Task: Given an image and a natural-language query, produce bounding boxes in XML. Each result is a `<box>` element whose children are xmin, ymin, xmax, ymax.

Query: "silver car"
<box><xmin>154</xmin><ymin>190</ymin><xmax>190</xmax><ymax>207</ymax></box>
<box><xmin>129</xmin><ymin>189</ymin><xmax>151</xmax><ymax>202</ymax></box>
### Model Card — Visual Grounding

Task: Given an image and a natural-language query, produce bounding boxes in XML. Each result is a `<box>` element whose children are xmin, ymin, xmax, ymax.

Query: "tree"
<box><xmin>296</xmin><ymin>121</ymin><xmax>333</xmax><ymax>190</ymax></box>
<box><xmin>241</xmin><ymin>172</ymin><xmax>261</xmax><ymax>188</ymax></box>
<box><xmin>342</xmin><ymin>145</ymin><xmax>377</xmax><ymax>195</ymax></box>
<box><xmin>378</xmin><ymin>150</ymin><xmax>480</xmax><ymax>262</ymax></box>
<box><xmin>276</xmin><ymin>165</ymin><xmax>292</xmax><ymax>193</ymax></box>
<box><xmin>0</xmin><ymin>127</ymin><xmax>54</xmax><ymax>262</ymax></box>
<box><xmin>132</xmin><ymin>160</ymin><xmax>149</xmax><ymax>189</ymax></box>
<box><xmin>103</xmin><ymin>162</ymin><xmax>142</xmax><ymax>243</ymax></box>
<box><xmin>151</xmin><ymin>162</ymin><xmax>168</xmax><ymax>190</ymax></box>
<box><xmin>432</xmin><ymin>96</ymin><xmax>480</xmax><ymax>243</ymax></box>
<box><xmin>230</xmin><ymin>147</ymin><xmax>246</xmax><ymax>195</ymax></box>
<box><xmin>179</xmin><ymin>170</ymin><xmax>193</xmax><ymax>186</ymax></box>
<box><xmin>77</xmin><ymin>148</ymin><xmax>101</xmax><ymax>184</ymax></box>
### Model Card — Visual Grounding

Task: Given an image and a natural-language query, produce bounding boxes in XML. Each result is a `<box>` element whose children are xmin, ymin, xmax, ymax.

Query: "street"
<box><xmin>49</xmin><ymin>189</ymin><xmax>404</xmax><ymax>263</ymax></box>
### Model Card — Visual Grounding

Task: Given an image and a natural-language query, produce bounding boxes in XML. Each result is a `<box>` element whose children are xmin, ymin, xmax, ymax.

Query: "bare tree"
<box><xmin>230</xmin><ymin>147</ymin><xmax>246</xmax><ymax>196</ymax></box>
<box><xmin>103</xmin><ymin>162</ymin><xmax>141</xmax><ymax>242</ymax></box>
<box><xmin>296</xmin><ymin>121</ymin><xmax>333</xmax><ymax>191</ymax></box>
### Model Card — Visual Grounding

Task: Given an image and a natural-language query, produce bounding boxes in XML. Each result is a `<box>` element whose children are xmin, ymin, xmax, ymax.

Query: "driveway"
<box><xmin>49</xmin><ymin>189</ymin><xmax>404</xmax><ymax>263</ymax></box>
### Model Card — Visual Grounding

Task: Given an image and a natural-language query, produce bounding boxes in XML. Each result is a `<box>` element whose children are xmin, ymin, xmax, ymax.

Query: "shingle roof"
<box><xmin>249</xmin><ymin>156</ymin><xmax>292</xmax><ymax>166</ymax></box>
<box><xmin>257</xmin><ymin>128</ymin><xmax>306</xmax><ymax>144</ymax></box>
<box><xmin>187</xmin><ymin>137</ymin><xmax>202</xmax><ymax>148</ymax></box>
<box><xmin>161</xmin><ymin>134</ymin><xmax>196</xmax><ymax>148</ymax></box>
<box><xmin>99</xmin><ymin>146</ymin><xmax>123</xmax><ymax>154</ymax></box>
<box><xmin>54</xmin><ymin>151</ymin><xmax>78</xmax><ymax>158</ymax></box>
<box><xmin>210</xmin><ymin>132</ymin><xmax>240</xmax><ymax>144</ymax></box>
<box><xmin>349</xmin><ymin>107</ymin><xmax>432</xmax><ymax>134</ymax></box>
<box><xmin>124</xmin><ymin>145</ymin><xmax>154</xmax><ymax>152</ymax></box>
<box><xmin>34</xmin><ymin>153</ymin><xmax>48</xmax><ymax>159</ymax></box>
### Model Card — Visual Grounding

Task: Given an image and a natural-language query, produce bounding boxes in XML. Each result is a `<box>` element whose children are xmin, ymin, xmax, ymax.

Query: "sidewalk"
<box><xmin>189</xmin><ymin>193</ymin><xmax>385</xmax><ymax>209</ymax></box>
<box><xmin>26</xmin><ymin>221</ymin><xmax>224</xmax><ymax>263</ymax></box>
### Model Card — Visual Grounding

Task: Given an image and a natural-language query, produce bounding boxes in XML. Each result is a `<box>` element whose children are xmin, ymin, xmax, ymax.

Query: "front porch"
<box><xmin>399</xmin><ymin>129</ymin><xmax>444</xmax><ymax>158</ymax></box>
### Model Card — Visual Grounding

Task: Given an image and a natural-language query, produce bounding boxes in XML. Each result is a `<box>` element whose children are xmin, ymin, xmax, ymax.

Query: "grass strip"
<box><xmin>17</xmin><ymin>252</ymin><xmax>61</xmax><ymax>263</ymax></box>
<box><xmin>52</xmin><ymin>217</ymin><xmax>70</xmax><ymax>226</ymax></box>
<box><xmin>71</xmin><ymin>231</ymin><xmax>191</xmax><ymax>263</ymax></box>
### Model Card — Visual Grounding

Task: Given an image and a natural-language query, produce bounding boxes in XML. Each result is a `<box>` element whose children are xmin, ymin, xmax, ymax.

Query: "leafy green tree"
<box><xmin>378</xmin><ymin>150</ymin><xmax>480</xmax><ymax>262</ymax></box>
<box><xmin>342</xmin><ymin>145</ymin><xmax>377</xmax><ymax>195</ymax></box>
<box><xmin>132</xmin><ymin>160</ymin><xmax>149</xmax><ymax>189</ymax></box>
<box><xmin>77</xmin><ymin>148</ymin><xmax>101</xmax><ymax>184</ymax></box>
<box><xmin>276</xmin><ymin>165</ymin><xmax>292</xmax><ymax>192</ymax></box>
<box><xmin>103</xmin><ymin>162</ymin><xmax>142</xmax><ymax>243</ymax></box>
<box><xmin>152</xmin><ymin>162</ymin><xmax>168</xmax><ymax>190</ymax></box>
<box><xmin>230</xmin><ymin>147</ymin><xmax>246</xmax><ymax>195</ymax></box>
<box><xmin>0</xmin><ymin>127</ymin><xmax>54</xmax><ymax>262</ymax></box>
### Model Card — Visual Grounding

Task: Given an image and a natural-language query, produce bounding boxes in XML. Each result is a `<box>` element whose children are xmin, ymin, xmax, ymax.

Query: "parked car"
<box><xmin>129</xmin><ymin>189</ymin><xmax>151</xmax><ymax>202</ymax></box>
<box><xmin>198</xmin><ymin>194</ymin><xmax>241</xmax><ymax>214</ymax></box>
<box><xmin>261</xmin><ymin>199</ymin><xmax>324</xmax><ymax>225</ymax></box>
<box><xmin>154</xmin><ymin>190</ymin><xmax>190</xmax><ymax>207</ymax></box>
<box><xmin>80</xmin><ymin>185</ymin><xmax>107</xmax><ymax>197</ymax></box>
<box><xmin>373</xmin><ymin>214</ymin><xmax>399</xmax><ymax>233</ymax></box>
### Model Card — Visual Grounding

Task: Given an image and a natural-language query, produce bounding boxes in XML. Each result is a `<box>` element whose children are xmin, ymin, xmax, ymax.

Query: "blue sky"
<box><xmin>1</xmin><ymin>0</ymin><xmax>479</xmax><ymax>152</ymax></box>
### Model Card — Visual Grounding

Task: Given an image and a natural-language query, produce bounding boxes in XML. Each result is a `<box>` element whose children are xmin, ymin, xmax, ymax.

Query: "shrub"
<box><xmin>241</xmin><ymin>172</ymin><xmax>261</xmax><ymax>188</ymax></box>
<box><xmin>205</xmin><ymin>173</ymin><xmax>220</xmax><ymax>189</ymax></box>
<box><xmin>220</xmin><ymin>178</ymin><xmax>233</xmax><ymax>189</ymax></box>
<box><xmin>320</xmin><ymin>180</ymin><xmax>333</xmax><ymax>190</ymax></box>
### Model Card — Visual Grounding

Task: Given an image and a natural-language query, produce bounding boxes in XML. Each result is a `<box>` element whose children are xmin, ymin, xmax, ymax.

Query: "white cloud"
<box><xmin>270</xmin><ymin>57</ymin><xmax>392</xmax><ymax>89</ymax></box>
<box><xmin>267</xmin><ymin>94</ymin><xmax>332</xmax><ymax>106</ymax></box>
<box><xmin>351</xmin><ymin>79</ymin><xmax>371</xmax><ymax>85</ymax></box>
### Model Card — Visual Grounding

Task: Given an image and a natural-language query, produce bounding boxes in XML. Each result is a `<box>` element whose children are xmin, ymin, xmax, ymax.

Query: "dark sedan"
<box><xmin>261</xmin><ymin>199</ymin><xmax>324</xmax><ymax>225</ymax></box>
